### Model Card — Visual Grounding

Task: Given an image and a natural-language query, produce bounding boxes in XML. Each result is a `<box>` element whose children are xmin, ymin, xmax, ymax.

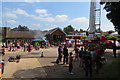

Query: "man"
<box><xmin>63</xmin><ymin>46</ymin><xmax>68</xmax><ymax>64</ymax></box>
<box><xmin>58</xmin><ymin>46</ymin><xmax>62</xmax><ymax>62</ymax></box>
<box><xmin>78</xmin><ymin>47</ymin><xmax>84</xmax><ymax>67</ymax></box>
<box><xmin>23</xmin><ymin>43</ymin><xmax>26</xmax><ymax>52</ymax></box>
<box><xmin>83</xmin><ymin>50</ymin><xmax>92</xmax><ymax>77</ymax></box>
<box><xmin>1</xmin><ymin>60</ymin><xmax>5</xmax><ymax>74</ymax></box>
<box><xmin>113</xmin><ymin>39</ymin><xmax>117</xmax><ymax>58</ymax></box>
<box><xmin>73</xmin><ymin>47</ymin><xmax>79</xmax><ymax>61</ymax></box>
<box><xmin>28</xmin><ymin>43</ymin><xmax>31</xmax><ymax>52</ymax></box>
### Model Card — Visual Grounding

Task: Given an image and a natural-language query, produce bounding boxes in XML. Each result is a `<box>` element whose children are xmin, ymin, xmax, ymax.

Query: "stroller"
<box><xmin>8</xmin><ymin>56</ymin><xmax>15</xmax><ymax>62</ymax></box>
<box><xmin>16</xmin><ymin>55</ymin><xmax>21</xmax><ymax>63</ymax></box>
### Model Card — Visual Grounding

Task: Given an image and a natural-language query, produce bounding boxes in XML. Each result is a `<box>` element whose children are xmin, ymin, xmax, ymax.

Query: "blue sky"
<box><xmin>1</xmin><ymin>1</ymin><xmax>114</xmax><ymax>31</ymax></box>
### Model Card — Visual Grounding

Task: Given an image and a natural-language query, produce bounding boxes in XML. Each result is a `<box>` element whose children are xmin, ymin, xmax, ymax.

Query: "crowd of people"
<box><xmin>1</xmin><ymin>40</ymin><xmax>106</xmax><ymax>77</ymax></box>
<box><xmin>57</xmin><ymin>45</ymin><xmax>105</xmax><ymax>76</ymax></box>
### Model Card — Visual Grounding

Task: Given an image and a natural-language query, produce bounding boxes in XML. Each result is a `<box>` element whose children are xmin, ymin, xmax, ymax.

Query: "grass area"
<box><xmin>96</xmin><ymin>55</ymin><xmax>120</xmax><ymax>78</ymax></box>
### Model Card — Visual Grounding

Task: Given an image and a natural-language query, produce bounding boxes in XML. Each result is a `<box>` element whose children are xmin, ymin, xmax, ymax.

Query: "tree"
<box><xmin>76</xmin><ymin>30</ymin><xmax>78</xmax><ymax>32</ymax></box>
<box><xmin>63</xmin><ymin>25</ymin><xmax>74</xmax><ymax>35</ymax></box>
<box><xmin>108</xmin><ymin>30</ymin><xmax>114</xmax><ymax>34</ymax></box>
<box><xmin>80</xmin><ymin>29</ymin><xmax>84</xmax><ymax>32</ymax></box>
<box><xmin>100</xmin><ymin>1</ymin><xmax>120</xmax><ymax>35</ymax></box>
<box><xmin>12</xmin><ymin>25</ymin><xmax>29</xmax><ymax>31</ymax></box>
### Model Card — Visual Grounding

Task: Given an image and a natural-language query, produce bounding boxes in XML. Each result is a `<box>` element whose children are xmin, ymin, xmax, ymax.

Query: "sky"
<box><xmin>1</xmin><ymin>1</ymin><xmax>115</xmax><ymax>31</ymax></box>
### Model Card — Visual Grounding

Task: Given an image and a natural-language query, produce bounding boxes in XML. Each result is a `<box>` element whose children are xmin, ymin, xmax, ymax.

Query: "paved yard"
<box><xmin>2</xmin><ymin>47</ymin><xmax>120</xmax><ymax>79</ymax></box>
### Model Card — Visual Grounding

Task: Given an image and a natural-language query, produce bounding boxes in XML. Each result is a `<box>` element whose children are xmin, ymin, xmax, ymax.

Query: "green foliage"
<box><xmin>80</xmin><ymin>36</ymin><xmax>86</xmax><ymax>40</ymax></box>
<box><xmin>63</xmin><ymin>25</ymin><xmax>74</xmax><ymax>35</ymax></box>
<box><xmin>100</xmin><ymin>2</ymin><xmax>120</xmax><ymax>35</ymax></box>
<box><xmin>108</xmin><ymin>30</ymin><xmax>115</xmax><ymax>34</ymax></box>
<box><xmin>80</xmin><ymin>29</ymin><xmax>84</xmax><ymax>32</ymax></box>
<box><xmin>105</xmin><ymin>35</ymin><xmax>120</xmax><ymax>40</ymax></box>
<box><xmin>80</xmin><ymin>28</ymin><xmax>86</xmax><ymax>32</ymax></box>
<box><xmin>12</xmin><ymin>25</ymin><xmax>29</xmax><ymax>31</ymax></box>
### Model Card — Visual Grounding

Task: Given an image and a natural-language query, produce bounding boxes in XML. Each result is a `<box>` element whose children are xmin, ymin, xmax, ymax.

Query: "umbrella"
<box><xmin>68</xmin><ymin>39</ymin><xmax>75</xmax><ymax>41</ymax></box>
<box><xmin>32</xmin><ymin>39</ymin><xmax>44</xmax><ymax>42</ymax></box>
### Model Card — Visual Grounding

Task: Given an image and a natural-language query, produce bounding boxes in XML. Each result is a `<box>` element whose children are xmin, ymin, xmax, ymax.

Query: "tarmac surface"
<box><xmin>1</xmin><ymin>46</ymin><xmax>120</xmax><ymax>79</ymax></box>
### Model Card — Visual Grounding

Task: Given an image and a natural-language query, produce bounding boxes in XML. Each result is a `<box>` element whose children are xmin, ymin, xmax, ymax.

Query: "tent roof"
<box><xmin>32</xmin><ymin>39</ymin><xmax>44</xmax><ymax>42</ymax></box>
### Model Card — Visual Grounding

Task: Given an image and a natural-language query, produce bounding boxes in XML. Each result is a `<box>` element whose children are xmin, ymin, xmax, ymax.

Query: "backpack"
<box><xmin>16</xmin><ymin>55</ymin><xmax>21</xmax><ymax>59</ymax></box>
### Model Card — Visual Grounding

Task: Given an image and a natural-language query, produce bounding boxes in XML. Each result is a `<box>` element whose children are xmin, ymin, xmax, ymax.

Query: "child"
<box><xmin>69</xmin><ymin>52</ymin><xmax>74</xmax><ymax>75</ymax></box>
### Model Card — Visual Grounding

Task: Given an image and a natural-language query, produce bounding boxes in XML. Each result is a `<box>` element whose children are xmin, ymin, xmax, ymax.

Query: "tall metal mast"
<box><xmin>88</xmin><ymin>0</ymin><xmax>101</xmax><ymax>38</ymax></box>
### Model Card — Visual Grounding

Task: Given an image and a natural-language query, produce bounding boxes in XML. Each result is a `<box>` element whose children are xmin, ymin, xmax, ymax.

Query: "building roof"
<box><xmin>3</xmin><ymin>27</ymin><xmax>66</xmax><ymax>39</ymax></box>
<box><xmin>46</xmin><ymin>27</ymin><xmax>66</xmax><ymax>35</ymax></box>
<box><xmin>6</xmin><ymin>30</ymin><xmax>36</xmax><ymax>39</ymax></box>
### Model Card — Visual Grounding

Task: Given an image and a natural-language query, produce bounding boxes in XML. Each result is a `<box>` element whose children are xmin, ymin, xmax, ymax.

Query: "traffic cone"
<box><xmin>41</xmin><ymin>52</ymin><xmax>44</xmax><ymax>57</ymax></box>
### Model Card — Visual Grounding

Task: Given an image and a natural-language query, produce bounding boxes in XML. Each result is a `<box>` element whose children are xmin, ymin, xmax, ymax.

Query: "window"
<box><xmin>53</xmin><ymin>35</ymin><xmax>63</xmax><ymax>41</ymax></box>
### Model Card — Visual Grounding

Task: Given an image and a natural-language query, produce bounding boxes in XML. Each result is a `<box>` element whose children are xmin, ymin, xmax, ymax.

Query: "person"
<box><xmin>113</xmin><ymin>39</ymin><xmax>117</xmax><ymax>58</ymax></box>
<box><xmin>94</xmin><ymin>47</ymin><xmax>102</xmax><ymax>73</ymax></box>
<box><xmin>35</xmin><ymin>42</ymin><xmax>37</xmax><ymax>50</ymax></box>
<box><xmin>69</xmin><ymin>52</ymin><xmax>74</xmax><ymax>75</ymax></box>
<box><xmin>2</xmin><ymin>48</ymin><xmax>5</xmax><ymax>56</ymax></box>
<box><xmin>90</xmin><ymin>48</ymin><xmax>95</xmax><ymax>62</ymax></box>
<box><xmin>83</xmin><ymin>50</ymin><xmax>92</xmax><ymax>77</ymax></box>
<box><xmin>23</xmin><ymin>43</ymin><xmax>26</xmax><ymax>52</ymax></box>
<box><xmin>12</xmin><ymin>43</ymin><xmax>15</xmax><ymax>51</ymax></box>
<box><xmin>1</xmin><ymin>60</ymin><xmax>5</xmax><ymax>74</ymax></box>
<box><xmin>3</xmin><ymin>43</ymin><xmax>6</xmax><ymax>48</ymax></box>
<box><xmin>63</xmin><ymin>46</ymin><xmax>68</xmax><ymax>64</ymax></box>
<box><xmin>58</xmin><ymin>46</ymin><xmax>62</xmax><ymax>62</ymax></box>
<box><xmin>17</xmin><ymin>43</ymin><xmax>19</xmax><ymax>49</ymax></box>
<box><xmin>73</xmin><ymin>47</ymin><xmax>79</xmax><ymax>61</ymax></box>
<box><xmin>28</xmin><ymin>43</ymin><xmax>31</xmax><ymax>52</ymax></box>
<box><xmin>8</xmin><ymin>43</ymin><xmax>11</xmax><ymax>51</ymax></box>
<box><xmin>78</xmin><ymin>47</ymin><xmax>83</xmax><ymax>67</ymax></box>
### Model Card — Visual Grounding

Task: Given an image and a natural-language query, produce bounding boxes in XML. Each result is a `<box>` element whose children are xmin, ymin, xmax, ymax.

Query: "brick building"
<box><xmin>1</xmin><ymin>27</ymin><xmax>66</xmax><ymax>46</ymax></box>
<box><xmin>45</xmin><ymin>27</ymin><xmax>66</xmax><ymax>44</ymax></box>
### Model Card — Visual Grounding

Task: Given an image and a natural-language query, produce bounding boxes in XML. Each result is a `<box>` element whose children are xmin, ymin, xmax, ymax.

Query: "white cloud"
<box><xmin>50</xmin><ymin>25</ymin><xmax>57</xmax><ymax>27</ymax></box>
<box><xmin>35</xmin><ymin>9</ymin><xmax>47</xmax><ymax>14</ymax></box>
<box><xmin>12</xmin><ymin>8</ymin><xmax>68</xmax><ymax>22</ymax></box>
<box><xmin>69</xmin><ymin>17</ymin><xmax>89</xmax><ymax>30</ymax></box>
<box><xmin>101</xmin><ymin>23</ymin><xmax>114</xmax><ymax>32</ymax></box>
<box><xmin>55</xmin><ymin>15</ymin><xmax>68</xmax><ymax>22</ymax></box>
<box><xmin>0</xmin><ymin>21</ymin><xmax>1</xmax><ymax>25</ymax></box>
<box><xmin>24</xmin><ymin>0</ymin><xmax>41</xmax><ymax>3</ymax></box>
<box><xmin>32</xmin><ymin>23</ymin><xmax>40</xmax><ymax>26</ymax></box>
<box><xmin>5</xmin><ymin>8</ymin><xmax>10</xmax><ymax>11</ymax></box>
<box><xmin>24</xmin><ymin>0</ymin><xmax>34</xmax><ymax>3</ymax></box>
<box><xmin>42</xmin><ymin>17</ymin><xmax>55</xmax><ymax>22</ymax></box>
<box><xmin>13</xmin><ymin>8</ymin><xmax>29</xmax><ymax>16</ymax></box>
<box><xmin>4</xmin><ymin>12</ymin><xmax>17</xmax><ymax>18</ymax></box>
<box><xmin>7</xmin><ymin>20</ymin><xmax>16</xmax><ymax>24</ymax></box>
<box><xmin>70</xmin><ymin>17</ymin><xmax>89</xmax><ymax>23</ymax></box>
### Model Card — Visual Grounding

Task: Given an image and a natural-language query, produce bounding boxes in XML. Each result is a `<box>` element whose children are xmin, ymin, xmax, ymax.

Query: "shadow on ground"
<box><xmin>5</xmin><ymin>50</ymin><xmax>120</xmax><ymax>78</ymax></box>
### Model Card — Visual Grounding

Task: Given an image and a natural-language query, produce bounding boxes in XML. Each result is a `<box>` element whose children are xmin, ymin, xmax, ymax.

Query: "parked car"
<box><xmin>105</xmin><ymin>40</ymin><xmax>120</xmax><ymax>49</ymax></box>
